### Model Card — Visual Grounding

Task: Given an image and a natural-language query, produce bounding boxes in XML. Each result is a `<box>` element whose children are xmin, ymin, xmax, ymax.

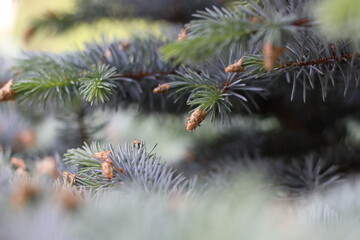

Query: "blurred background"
<box><xmin>1</xmin><ymin>0</ymin><xmax>360</xmax><ymax>178</ymax></box>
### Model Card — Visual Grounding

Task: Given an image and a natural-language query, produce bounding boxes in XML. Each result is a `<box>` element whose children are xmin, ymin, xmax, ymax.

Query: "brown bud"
<box><xmin>186</xmin><ymin>108</ymin><xmax>208</xmax><ymax>131</ymax></box>
<box><xmin>116</xmin><ymin>167</ymin><xmax>126</xmax><ymax>175</ymax></box>
<box><xmin>23</xmin><ymin>27</ymin><xmax>37</xmax><ymax>44</ymax></box>
<box><xmin>250</xmin><ymin>17</ymin><xmax>263</xmax><ymax>23</ymax></box>
<box><xmin>35</xmin><ymin>157</ymin><xmax>58</xmax><ymax>178</ymax></box>
<box><xmin>101</xmin><ymin>161</ymin><xmax>113</xmax><ymax>179</ymax></box>
<box><xmin>153</xmin><ymin>83</ymin><xmax>170</xmax><ymax>93</ymax></box>
<box><xmin>0</xmin><ymin>79</ymin><xmax>16</xmax><ymax>102</ymax></box>
<box><xmin>104</xmin><ymin>49</ymin><xmax>112</xmax><ymax>60</ymax></box>
<box><xmin>15</xmin><ymin>129</ymin><xmax>36</xmax><ymax>149</ymax></box>
<box><xmin>11</xmin><ymin>157</ymin><xmax>27</xmax><ymax>170</ymax></box>
<box><xmin>263</xmin><ymin>42</ymin><xmax>284</xmax><ymax>71</ymax></box>
<box><xmin>10</xmin><ymin>182</ymin><xmax>40</xmax><ymax>208</ymax></box>
<box><xmin>178</xmin><ymin>28</ymin><xmax>188</xmax><ymax>41</ymax></box>
<box><xmin>119</xmin><ymin>41</ymin><xmax>131</xmax><ymax>50</ymax></box>
<box><xmin>93</xmin><ymin>150</ymin><xmax>113</xmax><ymax>164</ymax></box>
<box><xmin>133</xmin><ymin>139</ymin><xmax>142</xmax><ymax>145</ymax></box>
<box><xmin>63</xmin><ymin>171</ymin><xmax>76</xmax><ymax>185</ymax></box>
<box><xmin>225</xmin><ymin>57</ymin><xmax>245</xmax><ymax>73</ymax></box>
<box><xmin>55</xmin><ymin>188</ymin><xmax>82</xmax><ymax>211</ymax></box>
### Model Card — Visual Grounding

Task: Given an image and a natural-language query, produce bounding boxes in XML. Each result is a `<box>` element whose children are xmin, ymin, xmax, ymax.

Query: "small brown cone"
<box><xmin>102</xmin><ymin>161</ymin><xmax>113</xmax><ymax>179</ymax></box>
<box><xmin>93</xmin><ymin>150</ymin><xmax>113</xmax><ymax>164</ymax></box>
<box><xmin>178</xmin><ymin>28</ymin><xmax>188</xmax><ymax>41</ymax></box>
<box><xmin>63</xmin><ymin>171</ymin><xmax>77</xmax><ymax>185</ymax></box>
<box><xmin>225</xmin><ymin>57</ymin><xmax>245</xmax><ymax>73</ymax></box>
<box><xmin>186</xmin><ymin>108</ymin><xmax>209</xmax><ymax>131</ymax></box>
<box><xmin>0</xmin><ymin>80</ymin><xmax>16</xmax><ymax>102</ymax></box>
<box><xmin>133</xmin><ymin>139</ymin><xmax>142</xmax><ymax>145</ymax></box>
<box><xmin>263</xmin><ymin>42</ymin><xmax>284</xmax><ymax>71</ymax></box>
<box><xmin>14</xmin><ymin>129</ymin><xmax>36</xmax><ymax>149</ymax></box>
<box><xmin>153</xmin><ymin>83</ymin><xmax>170</xmax><ymax>93</ymax></box>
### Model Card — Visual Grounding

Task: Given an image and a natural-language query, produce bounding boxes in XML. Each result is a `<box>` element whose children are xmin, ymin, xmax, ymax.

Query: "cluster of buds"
<box><xmin>94</xmin><ymin>150</ymin><xmax>127</xmax><ymax>178</ymax></box>
<box><xmin>93</xmin><ymin>150</ymin><xmax>112</xmax><ymax>164</ymax></box>
<box><xmin>225</xmin><ymin>57</ymin><xmax>245</xmax><ymax>73</ymax></box>
<box><xmin>153</xmin><ymin>83</ymin><xmax>170</xmax><ymax>93</ymax></box>
<box><xmin>101</xmin><ymin>161</ymin><xmax>113</xmax><ymax>179</ymax></box>
<box><xmin>0</xmin><ymin>79</ymin><xmax>16</xmax><ymax>102</ymax></box>
<box><xmin>93</xmin><ymin>150</ymin><xmax>126</xmax><ymax>179</ymax></box>
<box><xmin>186</xmin><ymin>108</ymin><xmax>209</xmax><ymax>131</ymax></box>
<box><xmin>93</xmin><ymin>150</ymin><xmax>114</xmax><ymax>179</ymax></box>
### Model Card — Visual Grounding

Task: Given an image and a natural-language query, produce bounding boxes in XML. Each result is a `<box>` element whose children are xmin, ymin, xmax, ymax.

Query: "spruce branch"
<box><xmin>12</xmin><ymin>67</ymin><xmax>80</xmax><ymax>106</ymax></box>
<box><xmin>162</xmin><ymin>1</ymin><xmax>311</xmax><ymax>65</ymax></box>
<box><xmin>63</xmin><ymin>141</ymin><xmax>193</xmax><ymax>194</ymax></box>
<box><xmin>171</xmin><ymin>67</ymin><xmax>232</xmax><ymax>128</ymax></box>
<box><xmin>79</xmin><ymin>65</ymin><xmax>118</xmax><ymax>105</ymax></box>
<box><xmin>170</xmin><ymin>54</ymin><xmax>268</xmax><ymax>130</ymax></box>
<box><xmin>11</xmin><ymin>37</ymin><xmax>180</xmax><ymax>110</ymax></box>
<box><xmin>278</xmin><ymin>156</ymin><xmax>343</xmax><ymax>197</ymax></box>
<box><xmin>279</xmin><ymin>53</ymin><xmax>358</xmax><ymax>69</ymax></box>
<box><xmin>162</xmin><ymin>7</ymin><xmax>255</xmax><ymax>63</ymax></box>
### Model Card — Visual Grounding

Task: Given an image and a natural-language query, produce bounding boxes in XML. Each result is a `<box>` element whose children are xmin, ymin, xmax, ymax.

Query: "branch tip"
<box><xmin>0</xmin><ymin>79</ymin><xmax>16</xmax><ymax>102</ymax></box>
<box><xmin>153</xmin><ymin>83</ymin><xmax>170</xmax><ymax>93</ymax></box>
<box><xmin>225</xmin><ymin>57</ymin><xmax>245</xmax><ymax>73</ymax></box>
<box><xmin>186</xmin><ymin>108</ymin><xmax>208</xmax><ymax>131</ymax></box>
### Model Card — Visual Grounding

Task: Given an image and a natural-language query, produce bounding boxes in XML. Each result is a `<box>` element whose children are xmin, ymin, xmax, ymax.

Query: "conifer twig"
<box><xmin>279</xmin><ymin>53</ymin><xmax>358</xmax><ymax>69</ymax></box>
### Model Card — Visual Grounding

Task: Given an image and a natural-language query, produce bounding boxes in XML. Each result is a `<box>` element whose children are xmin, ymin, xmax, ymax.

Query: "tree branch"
<box><xmin>279</xmin><ymin>53</ymin><xmax>355</xmax><ymax>69</ymax></box>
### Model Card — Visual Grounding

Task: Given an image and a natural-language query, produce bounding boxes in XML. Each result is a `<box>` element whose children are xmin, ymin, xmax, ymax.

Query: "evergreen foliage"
<box><xmin>1</xmin><ymin>0</ymin><xmax>360</xmax><ymax>239</ymax></box>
